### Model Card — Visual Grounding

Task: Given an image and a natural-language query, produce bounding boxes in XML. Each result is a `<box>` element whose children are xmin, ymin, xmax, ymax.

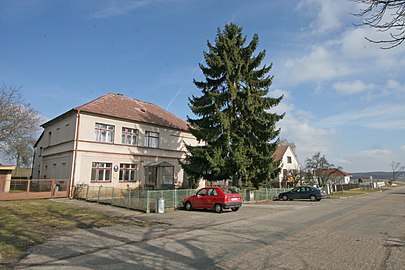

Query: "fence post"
<box><xmin>266</xmin><ymin>188</ymin><xmax>269</xmax><ymax>201</ymax></box>
<box><xmin>85</xmin><ymin>185</ymin><xmax>89</xmax><ymax>201</ymax></box>
<box><xmin>174</xmin><ymin>189</ymin><xmax>177</xmax><ymax>209</ymax></box>
<box><xmin>146</xmin><ymin>190</ymin><xmax>150</xmax><ymax>213</ymax></box>
<box><xmin>51</xmin><ymin>179</ymin><xmax>55</xmax><ymax>198</ymax></box>
<box><xmin>127</xmin><ymin>189</ymin><xmax>132</xmax><ymax>209</ymax></box>
<box><xmin>111</xmin><ymin>187</ymin><xmax>115</xmax><ymax>206</ymax></box>
<box><xmin>97</xmin><ymin>185</ymin><xmax>101</xmax><ymax>203</ymax></box>
<box><xmin>27</xmin><ymin>180</ymin><xmax>31</xmax><ymax>192</ymax></box>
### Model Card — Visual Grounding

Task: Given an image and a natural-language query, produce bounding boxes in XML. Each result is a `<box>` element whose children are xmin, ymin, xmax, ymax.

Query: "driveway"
<box><xmin>15</xmin><ymin>184</ymin><xmax>405</xmax><ymax>269</ymax></box>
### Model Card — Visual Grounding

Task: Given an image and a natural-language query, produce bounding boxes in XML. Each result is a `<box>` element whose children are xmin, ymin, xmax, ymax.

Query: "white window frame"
<box><xmin>119</xmin><ymin>163</ymin><xmax>138</xmax><ymax>182</ymax></box>
<box><xmin>91</xmin><ymin>162</ymin><xmax>112</xmax><ymax>182</ymax></box>
<box><xmin>95</xmin><ymin>123</ymin><xmax>115</xmax><ymax>143</ymax></box>
<box><xmin>122</xmin><ymin>127</ymin><xmax>139</xmax><ymax>145</ymax></box>
<box><xmin>144</xmin><ymin>131</ymin><xmax>159</xmax><ymax>148</ymax></box>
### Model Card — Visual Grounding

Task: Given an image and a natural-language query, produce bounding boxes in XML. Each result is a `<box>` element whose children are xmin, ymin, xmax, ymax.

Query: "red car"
<box><xmin>182</xmin><ymin>187</ymin><xmax>242</xmax><ymax>213</ymax></box>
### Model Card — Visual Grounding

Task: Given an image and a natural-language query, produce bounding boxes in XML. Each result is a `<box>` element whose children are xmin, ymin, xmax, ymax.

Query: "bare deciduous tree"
<box><xmin>0</xmin><ymin>84</ymin><xmax>41</xmax><ymax>167</ymax></box>
<box><xmin>305</xmin><ymin>152</ymin><xmax>335</xmax><ymax>187</ymax></box>
<box><xmin>353</xmin><ymin>0</ymin><xmax>405</xmax><ymax>49</ymax></box>
<box><xmin>391</xmin><ymin>161</ymin><xmax>405</xmax><ymax>181</ymax></box>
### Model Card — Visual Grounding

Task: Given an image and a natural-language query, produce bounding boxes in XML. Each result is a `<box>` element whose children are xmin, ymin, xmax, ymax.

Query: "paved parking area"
<box><xmin>15</xmin><ymin>186</ymin><xmax>405</xmax><ymax>269</ymax></box>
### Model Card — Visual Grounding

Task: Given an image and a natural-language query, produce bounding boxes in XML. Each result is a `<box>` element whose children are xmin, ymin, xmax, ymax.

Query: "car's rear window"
<box><xmin>221</xmin><ymin>188</ymin><xmax>238</xmax><ymax>194</ymax></box>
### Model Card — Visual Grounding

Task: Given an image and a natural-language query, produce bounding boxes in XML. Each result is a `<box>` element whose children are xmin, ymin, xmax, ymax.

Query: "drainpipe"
<box><xmin>70</xmin><ymin>110</ymin><xmax>81</xmax><ymax>198</ymax></box>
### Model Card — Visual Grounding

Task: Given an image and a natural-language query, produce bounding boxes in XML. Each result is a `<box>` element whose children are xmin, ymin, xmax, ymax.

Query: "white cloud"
<box><xmin>342</xmin><ymin>148</ymin><xmax>397</xmax><ymax>172</ymax></box>
<box><xmin>400</xmin><ymin>145</ymin><xmax>405</xmax><ymax>151</ymax></box>
<box><xmin>283</xmin><ymin>46</ymin><xmax>348</xmax><ymax>84</ymax></box>
<box><xmin>91</xmin><ymin>0</ymin><xmax>150</xmax><ymax>18</ymax></box>
<box><xmin>272</xmin><ymin>90</ymin><xmax>336</xmax><ymax>163</ymax></box>
<box><xmin>298</xmin><ymin>0</ymin><xmax>354</xmax><ymax>34</ymax></box>
<box><xmin>333</xmin><ymin>80</ymin><xmax>374</xmax><ymax>95</ymax></box>
<box><xmin>387</xmin><ymin>79</ymin><xmax>402</xmax><ymax>90</ymax></box>
<box><xmin>354</xmin><ymin>149</ymin><xmax>392</xmax><ymax>158</ymax></box>
<box><xmin>317</xmin><ymin>103</ymin><xmax>405</xmax><ymax>130</ymax></box>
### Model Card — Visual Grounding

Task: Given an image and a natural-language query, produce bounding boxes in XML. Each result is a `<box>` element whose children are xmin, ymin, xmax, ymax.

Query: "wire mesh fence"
<box><xmin>73</xmin><ymin>185</ymin><xmax>289</xmax><ymax>213</ymax></box>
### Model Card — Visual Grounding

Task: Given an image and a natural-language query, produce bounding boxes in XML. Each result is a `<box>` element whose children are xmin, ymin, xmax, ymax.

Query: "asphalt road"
<box><xmin>15</xmin><ymin>184</ymin><xmax>405</xmax><ymax>270</ymax></box>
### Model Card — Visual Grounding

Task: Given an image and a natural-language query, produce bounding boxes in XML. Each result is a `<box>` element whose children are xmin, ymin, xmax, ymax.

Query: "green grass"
<box><xmin>329</xmin><ymin>188</ymin><xmax>383</xmax><ymax>199</ymax></box>
<box><xmin>0</xmin><ymin>199</ymin><xmax>132</xmax><ymax>263</ymax></box>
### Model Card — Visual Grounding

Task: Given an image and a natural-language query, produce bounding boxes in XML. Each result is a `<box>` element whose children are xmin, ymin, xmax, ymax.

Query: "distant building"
<box><xmin>12</xmin><ymin>168</ymin><xmax>32</xmax><ymax>179</ymax></box>
<box><xmin>32</xmin><ymin>93</ymin><xmax>200</xmax><ymax>196</ymax></box>
<box><xmin>0</xmin><ymin>164</ymin><xmax>15</xmax><ymax>193</ymax></box>
<box><xmin>273</xmin><ymin>144</ymin><xmax>301</xmax><ymax>187</ymax></box>
<box><xmin>321</xmin><ymin>168</ymin><xmax>352</xmax><ymax>185</ymax></box>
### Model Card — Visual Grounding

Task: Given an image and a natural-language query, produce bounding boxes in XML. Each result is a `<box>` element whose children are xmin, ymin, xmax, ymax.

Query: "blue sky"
<box><xmin>1</xmin><ymin>0</ymin><xmax>404</xmax><ymax>172</ymax></box>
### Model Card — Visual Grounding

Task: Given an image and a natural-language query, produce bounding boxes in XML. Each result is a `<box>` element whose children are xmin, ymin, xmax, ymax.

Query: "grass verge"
<box><xmin>0</xmin><ymin>199</ymin><xmax>133</xmax><ymax>263</ymax></box>
<box><xmin>329</xmin><ymin>188</ymin><xmax>384</xmax><ymax>199</ymax></box>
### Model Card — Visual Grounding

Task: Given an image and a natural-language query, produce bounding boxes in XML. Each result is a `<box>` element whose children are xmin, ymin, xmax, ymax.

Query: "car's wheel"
<box><xmin>185</xmin><ymin>201</ymin><xmax>192</xmax><ymax>211</ymax></box>
<box><xmin>231</xmin><ymin>207</ymin><xmax>240</xmax><ymax>212</ymax></box>
<box><xmin>214</xmin><ymin>204</ymin><xmax>223</xmax><ymax>213</ymax></box>
<box><xmin>282</xmin><ymin>195</ymin><xmax>288</xmax><ymax>201</ymax></box>
<box><xmin>310</xmin><ymin>195</ymin><xmax>317</xmax><ymax>201</ymax></box>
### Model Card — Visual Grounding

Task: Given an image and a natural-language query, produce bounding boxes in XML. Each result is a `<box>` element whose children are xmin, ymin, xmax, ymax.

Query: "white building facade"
<box><xmin>273</xmin><ymin>145</ymin><xmax>301</xmax><ymax>187</ymax></box>
<box><xmin>32</xmin><ymin>93</ymin><xmax>200</xmax><ymax>196</ymax></box>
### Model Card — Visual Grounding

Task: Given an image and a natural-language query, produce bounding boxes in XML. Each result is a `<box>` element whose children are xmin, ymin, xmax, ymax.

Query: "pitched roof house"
<box><xmin>273</xmin><ymin>144</ymin><xmax>301</xmax><ymax>187</ymax></box>
<box><xmin>321</xmin><ymin>168</ymin><xmax>352</xmax><ymax>185</ymax></box>
<box><xmin>32</xmin><ymin>93</ymin><xmax>200</xmax><ymax>196</ymax></box>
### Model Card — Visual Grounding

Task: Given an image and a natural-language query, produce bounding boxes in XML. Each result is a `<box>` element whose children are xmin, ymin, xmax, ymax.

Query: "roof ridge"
<box><xmin>71</xmin><ymin>92</ymin><xmax>189</xmax><ymax>131</ymax></box>
<box><xmin>74</xmin><ymin>93</ymin><xmax>113</xmax><ymax>110</ymax></box>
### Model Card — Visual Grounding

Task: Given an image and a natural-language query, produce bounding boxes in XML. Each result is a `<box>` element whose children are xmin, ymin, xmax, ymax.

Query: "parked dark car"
<box><xmin>182</xmin><ymin>187</ymin><xmax>242</xmax><ymax>213</ymax></box>
<box><xmin>278</xmin><ymin>186</ymin><xmax>326</xmax><ymax>201</ymax></box>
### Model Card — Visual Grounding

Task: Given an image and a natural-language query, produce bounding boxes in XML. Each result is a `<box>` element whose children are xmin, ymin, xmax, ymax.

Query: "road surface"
<box><xmin>15</xmin><ymin>185</ymin><xmax>405</xmax><ymax>269</ymax></box>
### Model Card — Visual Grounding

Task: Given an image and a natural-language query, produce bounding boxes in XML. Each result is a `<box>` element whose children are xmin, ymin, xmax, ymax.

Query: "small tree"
<box><xmin>353</xmin><ymin>0</ymin><xmax>405</xmax><ymax>49</ymax></box>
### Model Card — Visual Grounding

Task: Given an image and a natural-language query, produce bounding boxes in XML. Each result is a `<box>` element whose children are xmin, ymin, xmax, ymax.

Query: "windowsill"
<box><xmin>90</xmin><ymin>180</ymin><xmax>112</xmax><ymax>183</ymax></box>
<box><xmin>119</xmin><ymin>180</ymin><xmax>139</xmax><ymax>183</ymax></box>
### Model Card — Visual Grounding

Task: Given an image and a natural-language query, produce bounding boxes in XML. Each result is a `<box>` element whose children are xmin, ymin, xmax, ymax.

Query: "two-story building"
<box><xmin>32</xmin><ymin>93</ymin><xmax>200</xmax><ymax>196</ymax></box>
<box><xmin>273</xmin><ymin>144</ymin><xmax>301</xmax><ymax>187</ymax></box>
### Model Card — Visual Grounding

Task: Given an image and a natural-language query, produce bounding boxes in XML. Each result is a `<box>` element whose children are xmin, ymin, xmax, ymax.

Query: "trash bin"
<box><xmin>55</xmin><ymin>184</ymin><xmax>60</xmax><ymax>192</ymax></box>
<box><xmin>156</xmin><ymin>197</ymin><xmax>165</xmax><ymax>214</ymax></box>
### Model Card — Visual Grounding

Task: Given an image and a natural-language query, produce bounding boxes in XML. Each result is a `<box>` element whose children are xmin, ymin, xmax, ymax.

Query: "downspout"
<box><xmin>70</xmin><ymin>110</ymin><xmax>81</xmax><ymax>198</ymax></box>
<box><xmin>31</xmin><ymin>148</ymin><xmax>36</xmax><ymax>180</ymax></box>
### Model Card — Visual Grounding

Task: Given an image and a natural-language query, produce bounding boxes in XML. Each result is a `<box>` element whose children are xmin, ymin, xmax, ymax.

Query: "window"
<box><xmin>48</xmin><ymin>131</ymin><xmax>52</xmax><ymax>146</ymax></box>
<box><xmin>144</xmin><ymin>131</ymin><xmax>159</xmax><ymax>148</ymax></box>
<box><xmin>122</xmin><ymin>127</ymin><xmax>139</xmax><ymax>145</ymax></box>
<box><xmin>119</xmin><ymin>163</ymin><xmax>137</xmax><ymax>181</ymax></box>
<box><xmin>207</xmin><ymin>189</ymin><xmax>218</xmax><ymax>196</ymax></box>
<box><xmin>287</xmin><ymin>156</ymin><xmax>292</xmax><ymax>163</ymax></box>
<box><xmin>95</xmin><ymin>123</ymin><xmax>115</xmax><ymax>143</ymax></box>
<box><xmin>91</xmin><ymin>162</ymin><xmax>112</xmax><ymax>182</ymax></box>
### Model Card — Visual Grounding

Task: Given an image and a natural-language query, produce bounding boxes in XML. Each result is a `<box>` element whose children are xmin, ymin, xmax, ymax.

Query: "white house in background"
<box><xmin>273</xmin><ymin>144</ymin><xmax>301</xmax><ymax>187</ymax></box>
<box><xmin>322</xmin><ymin>168</ymin><xmax>352</xmax><ymax>185</ymax></box>
<box><xmin>32</xmin><ymin>93</ymin><xmax>201</xmax><ymax>196</ymax></box>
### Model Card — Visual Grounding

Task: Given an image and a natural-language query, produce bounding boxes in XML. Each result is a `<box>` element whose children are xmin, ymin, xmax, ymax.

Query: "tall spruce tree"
<box><xmin>181</xmin><ymin>23</ymin><xmax>284</xmax><ymax>188</ymax></box>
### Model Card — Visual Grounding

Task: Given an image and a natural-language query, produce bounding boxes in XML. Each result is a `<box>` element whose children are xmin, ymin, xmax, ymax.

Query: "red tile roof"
<box><xmin>321</xmin><ymin>168</ymin><xmax>352</xmax><ymax>177</ymax></box>
<box><xmin>273</xmin><ymin>145</ymin><xmax>288</xmax><ymax>161</ymax></box>
<box><xmin>75</xmin><ymin>93</ymin><xmax>189</xmax><ymax>131</ymax></box>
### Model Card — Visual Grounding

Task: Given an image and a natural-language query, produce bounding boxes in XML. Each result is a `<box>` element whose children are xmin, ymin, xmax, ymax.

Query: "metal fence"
<box><xmin>74</xmin><ymin>185</ymin><xmax>289</xmax><ymax>213</ymax></box>
<box><xmin>0</xmin><ymin>179</ymin><xmax>69</xmax><ymax>200</ymax></box>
